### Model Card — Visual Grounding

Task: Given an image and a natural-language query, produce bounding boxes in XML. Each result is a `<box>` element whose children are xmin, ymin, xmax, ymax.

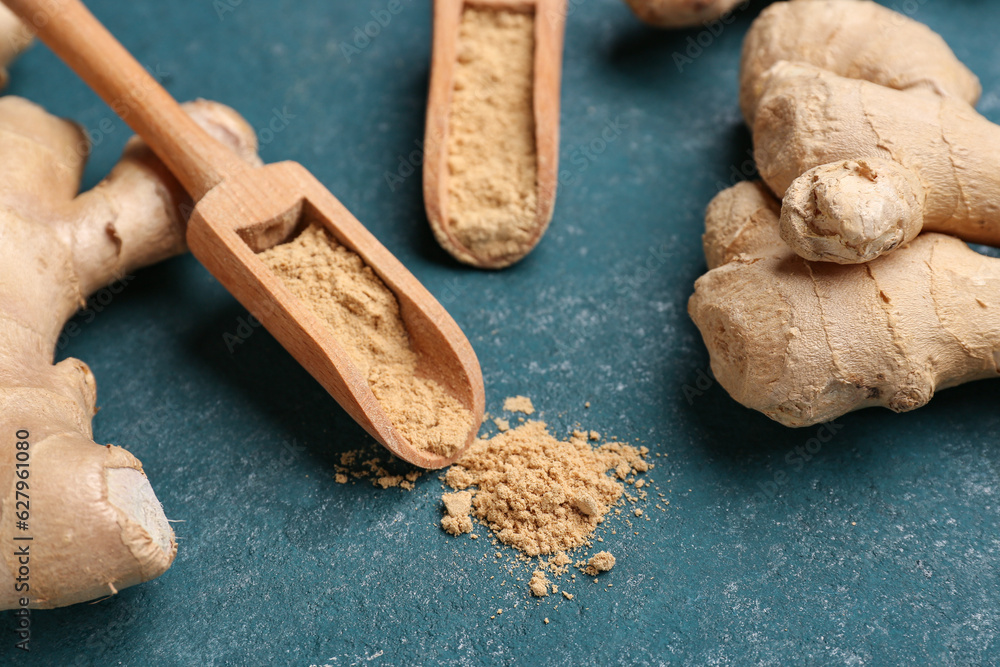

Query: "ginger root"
<box><xmin>753</xmin><ymin>61</ymin><xmax>1000</xmax><ymax>264</ymax></box>
<box><xmin>689</xmin><ymin>0</ymin><xmax>1000</xmax><ymax>425</ymax></box>
<box><xmin>739</xmin><ymin>0</ymin><xmax>981</xmax><ymax>126</ymax></box>
<box><xmin>740</xmin><ymin>1</ymin><xmax>997</xmax><ymax>264</ymax></box>
<box><xmin>0</xmin><ymin>96</ymin><xmax>259</xmax><ymax>609</ymax></box>
<box><xmin>623</xmin><ymin>0</ymin><xmax>747</xmax><ymax>28</ymax></box>
<box><xmin>688</xmin><ymin>181</ymin><xmax>1000</xmax><ymax>427</ymax></box>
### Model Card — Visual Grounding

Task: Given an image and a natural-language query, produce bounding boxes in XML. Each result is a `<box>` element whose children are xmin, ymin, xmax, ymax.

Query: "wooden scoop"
<box><xmin>3</xmin><ymin>0</ymin><xmax>485</xmax><ymax>469</ymax></box>
<box><xmin>424</xmin><ymin>0</ymin><xmax>566</xmax><ymax>269</ymax></box>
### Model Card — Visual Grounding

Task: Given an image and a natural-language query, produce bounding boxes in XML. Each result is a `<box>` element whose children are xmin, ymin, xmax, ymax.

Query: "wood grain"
<box><xmin>423</xmin><ymin>0</ymin><xmax>567</xmax><ymax>269</ymax></box>
<box><xmin>3</xmin><ymin>0</ymin><xmax>485</xmax><ymax>468</ymax></box>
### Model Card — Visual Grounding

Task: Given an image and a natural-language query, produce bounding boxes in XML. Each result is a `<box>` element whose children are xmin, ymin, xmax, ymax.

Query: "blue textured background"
<box><xmin>3</xmin><ymin>0</ymin><xmax>1000</xmax><ymax>664</ymax></box>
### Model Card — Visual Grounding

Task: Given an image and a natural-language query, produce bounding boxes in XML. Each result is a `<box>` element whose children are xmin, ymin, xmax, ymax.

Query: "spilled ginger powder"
<box><xmin>446</xmin><ymin>7</ymin><xmax>538</xmax><ymax>263</ymax></box>
<box><xmin>529</xmin><ymin>569</ymin><xmax>551</xmax><ymax>597</ymax></box>
<box><xmin>260</xmin><ymin>224</ymin><xmax>471</xmax><ymax>458</ymax></box>
<box><xmin>441</xmin><ymin>491</ymin><xmax>474</xmax><ymax>535</ymax></box>
<box><xmin>444</xmin><ymin>420</ymin><xmax>649</xmax><ymax>557</ymax></box>
<box><xmin>333</xmin><ymin>448</ymin><xmax>423</xmax><ymax>490</ymax></box>
<box><xmin>502</xmin><ymin>395</ymin><xmax>534</xmax><ymax>415</ymax></box>
<box><xmin>585</xmin><ymin>551</ymin><xmax>616</xmax><ymax>576</ymax></box>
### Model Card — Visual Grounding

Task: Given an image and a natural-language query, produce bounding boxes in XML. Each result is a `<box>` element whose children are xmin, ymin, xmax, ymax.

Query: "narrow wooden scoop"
<box><xmin>424</xmin><ymin>0</ymin><xmax>566</xmax><ymax>269</ymax></box>
<box><xmin>3</xmin><ymin>0</ymin><xmax>485</xmax><ymax>468</ymax></box>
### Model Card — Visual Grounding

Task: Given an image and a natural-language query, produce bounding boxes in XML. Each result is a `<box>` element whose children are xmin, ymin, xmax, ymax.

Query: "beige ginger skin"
<box><xmin>739</xmin><ymin>0</ymin><xmax>981</xmax><ymax>126</ymax></box>
<box><xmin>623</xmin><ymin>0</ymin><xmax>747</xmax><ymax>28</ymax></box>
<box><xmin>689</xmin><ymin>181</ymin><xmax>1000</xmax><ymax>427</ymax></box>
<box><xmin>688</xmin><ymin>0</ymin><xmax>1000</xmax><ymax>425</ymax></box>
<box><xmin>753</xmin><ymin>61</ymin><xmax>1000</xmax><ymax>264</ymax></box>
<box><xmin>739</xmin><ymin>1</ymin><xmax>997</xmax><ymax>264</ymax></box>
<box><xmin>0</xmin><ymin>96</ymin><xmax>260</xmax><ymax>609</ymax></box>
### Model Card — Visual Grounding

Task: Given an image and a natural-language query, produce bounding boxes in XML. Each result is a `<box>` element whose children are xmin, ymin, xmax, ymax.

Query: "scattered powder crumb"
<box><xmin>547</xmin><ymin>552</ymin><xmax>571</xmax><ymax>576</ymax></box>
<box><xmin>446</xmin><ymin>7</ymin><xmax>537</xmax><ymax>264</ymax></box>
<box><xmin>333</xmin><ymin>448</ymin><xmax>423</xmax><ymax>490</ymax></box>
<box><xmin>443</xmin><ymin>490</ymin><xmax>473</xmax><ymax>516</ymax></box>
<box><xmin>260</xmin><ymin>223</ymin><xmax>472</xmax><ymax>459</ymax></box>
<box><xmin>570</xmin><ymin>493</ymin><xmax>600</xmax><ymax>517</ymax></box>
<box><xmin>562</xmin><ymin>591</ymin><xmax>573</xmax><ymax>600</ymax></box>
<box><xmin>529</xmin><ymin>569</ymin><xmax>551</xmax><ymax>597</ymax></box>
<box><xmin>377</xmin><ymin>476</ymin><xmax>404</xmax><ymax>489</ymax></box>
<box><xmin>443</xmin><ymin>420</ymin><xmax>648</xmax><ymax>556</ymax></box>
<box><xmin>585</xmin><ymin>551</ymin><xmax>616</xmax><ymax>576</ymax></box>
<box><xmin>441</xmin><ymin>515</ymin><xmax>472</xmax><ymax>536</ymax></box>
<box><xmin>589</xmin><ymin>431</ymin><xmax>600</xmax><ymax>441</ymax></box>
<box><xmin>503</xmin><ymin>395</ymin><xmax>535</xmax><ymax>415</ymax></box>
<box><xmin>441</xmin><ymin>491</ymin><xmax>474</xmax><ymax>536</ymax></box>
<box><xmin>494</xmin><ymin>417</ymin><xmax>510</xmax><ymax>432</ymax></box>
<box><xmin>634</xmin><ymin>509</ymin><xmax>643</xmax><ymax>517</ymax></box>
<box><xmin>584</xmin><ymin>402</ymin><xmax>590</xmax><ymax>409</ymax></box>
<box><xmin>544</xmin><ymin>618</ymin><xmax>550</xmax><ymax>624</ymax></box>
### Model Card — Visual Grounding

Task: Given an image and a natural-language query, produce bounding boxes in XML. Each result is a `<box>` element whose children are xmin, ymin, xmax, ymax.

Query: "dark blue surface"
<box><xmin>4</xmin><ymin>0</ymin><xmax>1000</xmax><ymax>664</ymax></box>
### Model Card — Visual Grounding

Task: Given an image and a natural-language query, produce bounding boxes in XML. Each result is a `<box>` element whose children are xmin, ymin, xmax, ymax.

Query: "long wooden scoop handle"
<box><xmin>1</xmin><ymin>0</ymin><xmax>246</xmax><ymax>200</ymax></box>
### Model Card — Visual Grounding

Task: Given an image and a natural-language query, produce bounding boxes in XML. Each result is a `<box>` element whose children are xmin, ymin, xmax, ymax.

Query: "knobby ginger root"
<box><xmin>688</xmin><ymin>181</ymin><xmax>1000</xmax><ymax>427</ymax></box>
<box><xmin>753</xmin><ymin>62</ymin><xmax>1000</xmax><ymax>264</ymax></box>
<box><xmin>740</xmin><ymin>0</ymin><xmax>981</xmax><ymax>126</ymax></box>
<box><xmin>623</xmin><ymin>0</ymin><xmax>747</xmax><ymax>28</ymax></box>
<box><xmin>739</xmin><ymin>1</ymin><xmax>996</xmax><ymax>264</ymax></box>
<box><xmin>0</xmin><ymin>97</ymin><xmax>260</xmax><ymax>609</ymax></box>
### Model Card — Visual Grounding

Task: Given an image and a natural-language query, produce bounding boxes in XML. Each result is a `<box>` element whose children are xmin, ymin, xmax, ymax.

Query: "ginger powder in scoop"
<box><xmin>260</xmin><ymin>223</ymin><xmax>471</xmax><ymax>459</ymax></box>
